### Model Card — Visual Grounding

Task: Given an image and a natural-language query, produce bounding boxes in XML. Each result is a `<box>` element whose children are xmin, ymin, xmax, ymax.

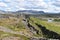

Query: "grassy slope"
<box><xmin>0</xmin><ymin>16</ymin><xmax>39</xmax><ymax>39</ymax></box>
<box><xmin>28</xmin><ymin>18</ymin><xmax>44</xmax><ymax>37</ymax></box>
<box><xmin>0</xmin><ymin>31</ymin><xmax>29</xmax><ymax>40</ymax></box>
<box><xmin>0</xmin><ymin>17</ymin><xmax>25</xmax><ymax>31</ymax></box>
<box><xmin>29</xmin><ymin>17</ymin><xmax>60</xmax><ymax>34</ymax></box>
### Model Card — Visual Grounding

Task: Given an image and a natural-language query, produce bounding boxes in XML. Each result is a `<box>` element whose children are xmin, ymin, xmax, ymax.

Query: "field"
<box><xmin>28</xmin><ymin>17</ymin><xmax>60</xmax><ymax>38</ymax></box>
<box><xmin>0</xmin><ymin>14</ymin><xmax>60</xmax><ymax>39</ymax></box>
<box><xmin>0</xmin><ymin>31</ymin><xmax>29</xmax><ymax>40</ymax></box>
<box><xmin>0</xmin><ymin>14</ymin><xmax>34</xmax><ymax>40</ymax></box>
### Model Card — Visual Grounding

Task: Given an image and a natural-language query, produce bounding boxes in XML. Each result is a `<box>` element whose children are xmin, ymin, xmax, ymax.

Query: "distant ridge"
<box><xmin>0</xmin><ymin>10</ymin><xmax>60</xmax><ymax>14</ymax></box>
<box><xmin>15</xmin><ymin>10</ymin><xmax>45</xmax><ymax>14</ymax></box>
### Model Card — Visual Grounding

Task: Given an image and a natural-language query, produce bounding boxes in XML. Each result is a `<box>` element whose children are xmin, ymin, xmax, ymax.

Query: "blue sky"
<box><xmin>0</xmin><ymin>0</ymin><xmax>60</xmax><ymax>13</ymax></box>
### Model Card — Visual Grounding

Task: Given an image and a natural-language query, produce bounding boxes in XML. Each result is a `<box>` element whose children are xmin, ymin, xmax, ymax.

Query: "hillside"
<box><xmin>0</xmin><ymin>11</ymin><xmax>60</xmax><ymax>40</ymax></box>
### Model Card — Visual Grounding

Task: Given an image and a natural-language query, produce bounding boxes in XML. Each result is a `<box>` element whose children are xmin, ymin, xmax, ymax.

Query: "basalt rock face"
<box><xmin>27</xmin><ymin>19</ymin><xmax>60</xmax><ymax>39</ymax></box>
<box><xmin>36</xmin><ymin>23</ymin><xmax>60</xmax><ymax>39</ymax></box>
<box><xmin>27</xmin><ymin>23</ymin><xmax>39</xmax><ymax>34</ymax></box>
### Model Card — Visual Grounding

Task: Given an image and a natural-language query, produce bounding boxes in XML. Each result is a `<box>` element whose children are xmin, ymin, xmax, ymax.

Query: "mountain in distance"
<box><xmin>14</xmin><ymin>10</ymin><xmax>60</xmax><ymax>14</ymax></box>
<box><xmin>0</xmin><ymin>10</ymin><xmax>60</xmax><ymax>14</ymax></box>
<box><xmin>0</xmin><ymin>10</ymin><xmax>45</xmax><ymax>14</ymax></box>
<box><xmin>15</xmin><ymin>10</ymin><xmax>45</xmax><ymax>14</ymax></box>
<box><xmin>0</xmin><ymin>10</ymin><xmax>15</xmax><ymax>14</ymax></box>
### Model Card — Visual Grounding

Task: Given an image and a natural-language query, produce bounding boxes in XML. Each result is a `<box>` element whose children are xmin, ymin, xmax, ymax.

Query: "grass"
<box><xmin>0</xmin><ymin>31</ymin><xmax>30</xmax><ymax>40</ymax></box>
<box><xmin>0</xmin><ymin>16</ymin><xmax>35</xmax><ymax>39</ymax></box>
<box><xmin>29</xmin><ymin>17</ymin><xmax>60</xmax><ymax>34</ymax></box>
<box><xmin>54</xmin><ymin>19</ymin><xmax>60</xmax><ymax>22</ymax></box>
<box><xmin>0</xmin><ymin>17</ymin><xmax>26</xmax><ymax>31</ymax></box>
<box><xmin>28</xmin><ymin>17</ymin><xmax>44</xmax><ymax>37</ymax></box>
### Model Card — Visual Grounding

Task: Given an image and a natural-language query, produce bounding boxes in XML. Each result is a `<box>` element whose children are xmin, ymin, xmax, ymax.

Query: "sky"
<box><xmin>0</xmin><ymin>0</ymin><xmax>60</xmax><ymax>13</ymax></box>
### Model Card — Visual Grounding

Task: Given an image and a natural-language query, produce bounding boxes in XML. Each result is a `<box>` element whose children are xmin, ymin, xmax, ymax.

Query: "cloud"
<box><xmin>0</xmin><ymin>2</ymin><xmax>7</xmax><ymax>7</ymax></box>
<box><xmin>52</xmin><ymin>0</ymin><xmax>60</xmax><ymax>7</ymax></box>
<box><xmin>0</xmin><ymin>0</ymin><xmax>60</xmax><ymax>13</ymax></box>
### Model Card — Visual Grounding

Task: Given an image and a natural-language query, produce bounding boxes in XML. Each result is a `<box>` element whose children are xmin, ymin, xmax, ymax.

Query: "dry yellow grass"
<box><xmin>0</xmin><ymin>17</ymin><xmax>25</xmax><ymax>31</ymax></box>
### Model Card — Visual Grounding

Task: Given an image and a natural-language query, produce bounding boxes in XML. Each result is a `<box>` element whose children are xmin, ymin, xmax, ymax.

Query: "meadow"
<box><xmin>28</xmin><ymin>17</ymin><xmax>60</xmax><ymax>38</ymax></box>
<box><xmin>0</xmin><ymin>14</ymin><xmax>33</xmax><ymax>40</ymax></box>
<box><xmin>0</xmin><ymin>31</ymin><xmax>29</xmax><ymax>40</ymax></box>
<box><xmin>0</xmin><ymin>14</ymin><xmax>60</xmax><ymax>39</ymax></box>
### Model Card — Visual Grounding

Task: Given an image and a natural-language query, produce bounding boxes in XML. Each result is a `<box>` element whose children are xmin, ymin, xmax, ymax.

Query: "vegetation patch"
<box><xmin>0</xmin><ymin>17</ymin><xmax>26</xmax><ymax>31</ymax></box>
<box><xmin>0</xmin><ymin>31</ymin><xmax>29</xmax><ymax>40</ymax></box>
<box><xmin>29</xmin><ymin>17</ymin><xmax>60</xmax><ymax>38</ymax></box>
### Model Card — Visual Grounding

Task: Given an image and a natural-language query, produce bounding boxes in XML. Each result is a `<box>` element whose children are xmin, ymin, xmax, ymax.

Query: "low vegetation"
<box><xmin>0</xmin><ymin>17</ymin><xmax>25</xmax><ymax>31</ymax></box>
<box><xmin>0</xmin><ymin>31</ymin><xmax>29</xmax><ymax>40</ymax></box>
<box><xmin>0</xmin><ymin>14</ymin><xmax>60</xmax><ymax>39</ymax></box>
<box><xmin>54</xmin><ymin>19</ymin><xmax>60</xmax><ymax>22</ymax></box>
<box><xmin>28</xmin><ymin>17</ymin><xmax>60</xmax><ymax>38</ymax></box>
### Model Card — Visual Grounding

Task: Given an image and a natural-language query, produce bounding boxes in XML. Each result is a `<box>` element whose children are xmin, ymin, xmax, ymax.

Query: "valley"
<box><xmin>0</xmin><ymin>13</ymin><xmax>60</xmax><ymax>40</ymax></box>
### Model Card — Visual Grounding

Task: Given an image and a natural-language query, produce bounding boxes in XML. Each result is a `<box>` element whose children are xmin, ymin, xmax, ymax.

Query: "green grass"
<box><xmin>28</xmin><ymin>17</ymin><xmax>44</xmax><ymax>37</ymax></box>
<box><xmin>54</xmin><ymin>19</ymin><xmax>60</xmax><ymax>22</ymax></box>
<box><xmin>29</xmin><ymin>17</ymin><xmax>60</xmax><ymax>34</ymax></box>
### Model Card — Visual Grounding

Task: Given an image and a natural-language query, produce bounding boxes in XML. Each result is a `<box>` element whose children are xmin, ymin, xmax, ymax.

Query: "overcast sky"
<box><xmin>0</xmin><ymin>0</ymin><xmax>60</xmax><ymax>13</ymax></box>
